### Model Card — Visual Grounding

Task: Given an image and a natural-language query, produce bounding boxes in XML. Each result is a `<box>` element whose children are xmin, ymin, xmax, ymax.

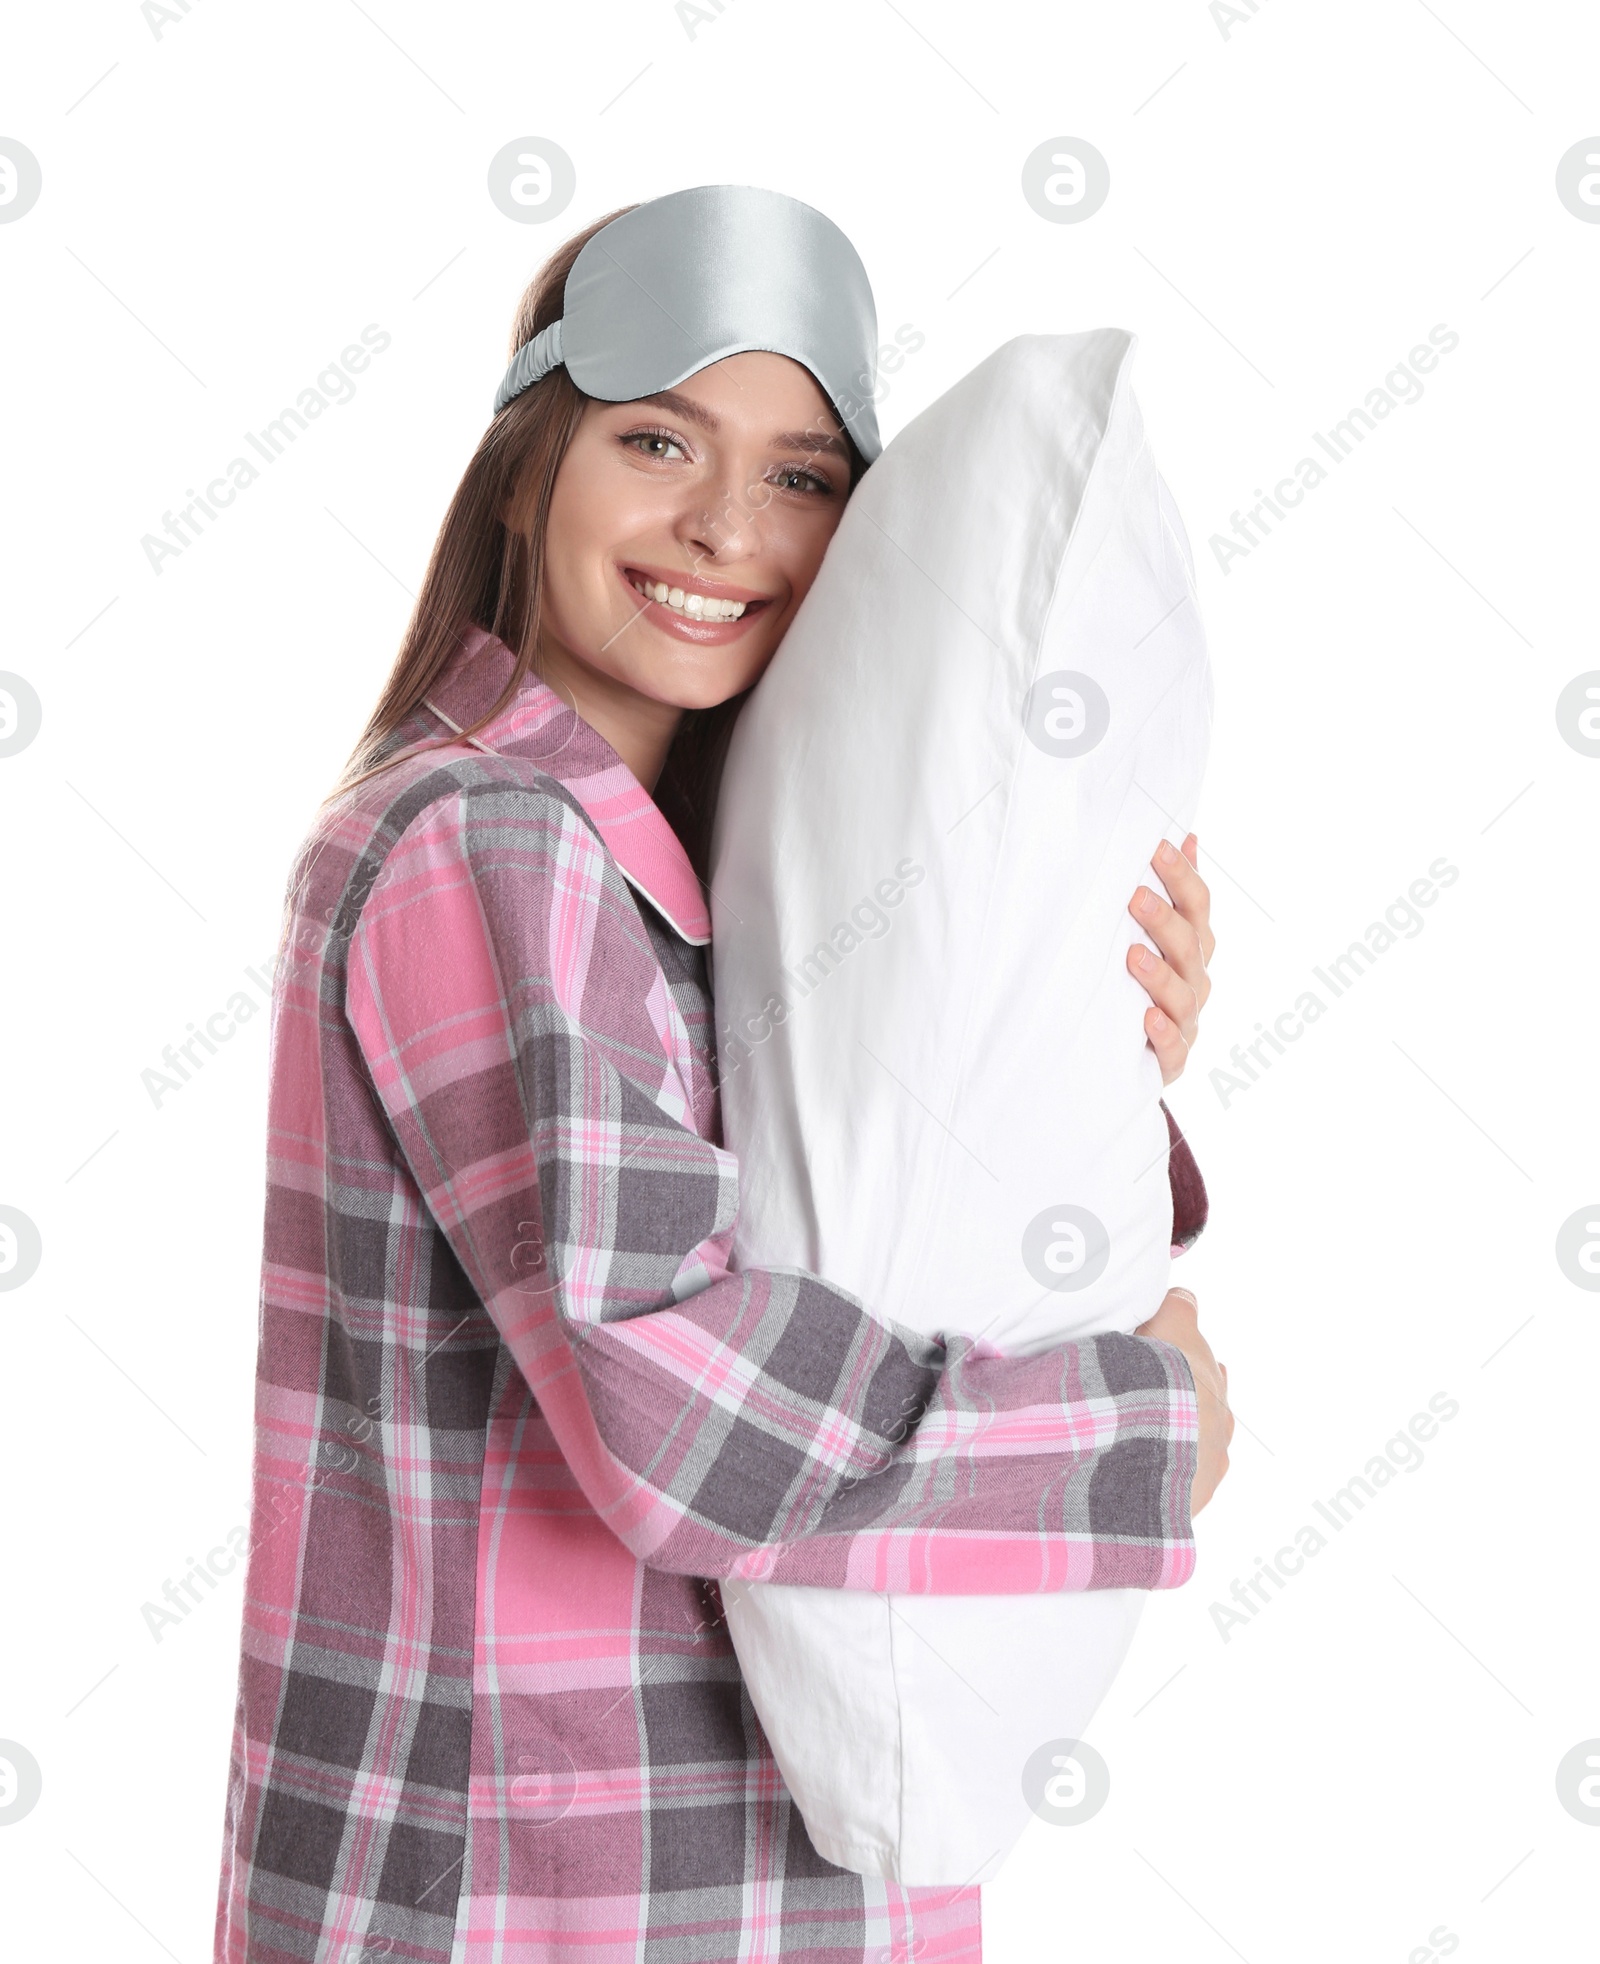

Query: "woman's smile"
<box><xmin>616</xmin><ymin>559</ymin><xmax>777</xmax><ymax>642</ymax></box>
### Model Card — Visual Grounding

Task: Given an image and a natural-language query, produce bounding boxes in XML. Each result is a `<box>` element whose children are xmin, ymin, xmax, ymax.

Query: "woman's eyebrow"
<box><xmin>639</xmin><ymin>388</ymin><xmax>719</xmax><ymax>432</ymax></box>
<box><xmin>772</xmin><ymin>428</ymin><xmax>849</xmax><ymax>459</ymax></box>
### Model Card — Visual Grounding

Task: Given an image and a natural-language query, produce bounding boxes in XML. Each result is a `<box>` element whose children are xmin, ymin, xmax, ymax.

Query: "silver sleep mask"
<box><xmin>492</xmin><ymin>184</ymin><xmax>882</xmax><ymax>463</ymax></box>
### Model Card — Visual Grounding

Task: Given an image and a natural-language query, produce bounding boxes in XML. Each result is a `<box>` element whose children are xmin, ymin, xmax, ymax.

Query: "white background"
<box><xmin>3</xmin><ymin>1</ymin><xmax>1598</xmax><ymax>1959</ymax></box>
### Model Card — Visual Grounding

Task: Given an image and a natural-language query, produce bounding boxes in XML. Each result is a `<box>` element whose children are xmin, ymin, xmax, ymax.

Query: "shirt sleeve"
<box><xmin>1163</xmin><ymin>1099</ymin><xmax>1209</xmax><ymax>1251</ymax></box>
<box><xmin>344</xmin><ymin>778</ymin><xmax>1199</xmax><ymax>1595</ymax></box>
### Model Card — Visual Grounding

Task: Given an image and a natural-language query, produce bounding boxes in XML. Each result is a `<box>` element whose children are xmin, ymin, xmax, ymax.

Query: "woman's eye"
<box><xmin>623</xmin><ymin>429</ymin><xmax>688</xmax><ymax>461</ymax></box>
<box><xmin>771</xmin><ymin>465</ymin><xmax>831</xmax><ymax>495</ymax></box>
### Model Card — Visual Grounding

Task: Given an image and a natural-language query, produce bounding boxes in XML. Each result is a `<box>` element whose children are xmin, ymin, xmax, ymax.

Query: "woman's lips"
<box><xmin>615</xmin><ymin>563</ymin><xmax>775</xmax><ymax>643</ymax></box>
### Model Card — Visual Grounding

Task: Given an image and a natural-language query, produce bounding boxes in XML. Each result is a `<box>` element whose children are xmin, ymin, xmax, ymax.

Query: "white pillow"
<box><xmin>708</xmin><ymin>331</ymin><xmax>1212</xmax><ymax>1885</ymax></box>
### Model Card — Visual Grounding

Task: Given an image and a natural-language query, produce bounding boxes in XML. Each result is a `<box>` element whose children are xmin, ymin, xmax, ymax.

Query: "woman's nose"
<box><xmin>678</xmin><ymin>473</ymin><xmax>760</xmax><ymax>563</ymax></box>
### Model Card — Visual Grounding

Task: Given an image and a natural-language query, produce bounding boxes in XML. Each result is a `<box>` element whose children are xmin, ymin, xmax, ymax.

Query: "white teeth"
<box><xmin>630</xmin><ymin>574</ymin><xmax>747</xmax><ymax>621</ymax></box>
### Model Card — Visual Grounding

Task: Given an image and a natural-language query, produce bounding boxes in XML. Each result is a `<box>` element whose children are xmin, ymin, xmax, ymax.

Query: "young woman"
<box><xmin>215</xmin><ymin>188</ymin><xmax>1230</xmax><ymax>1964</ymax></box>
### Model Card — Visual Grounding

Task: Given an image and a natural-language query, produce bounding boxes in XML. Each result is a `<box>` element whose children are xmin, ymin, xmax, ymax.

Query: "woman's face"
<box><xmin>536</xmin><ymin>351</ymin><xmax>855</xmax><ymax>713</ymax></box>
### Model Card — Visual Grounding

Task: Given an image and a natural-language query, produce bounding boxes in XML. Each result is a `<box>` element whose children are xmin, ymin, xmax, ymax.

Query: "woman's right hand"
<box><xmin>1135</xmin><ymin>1287</ymin><xmax>1233</xmax><ymax>1515</ymax></box>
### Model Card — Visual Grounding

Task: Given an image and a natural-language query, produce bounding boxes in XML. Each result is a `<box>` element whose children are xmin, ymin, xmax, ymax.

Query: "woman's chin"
<box><xmin>651</xmin><ymin>646</ymin><xmax>777</xmax><ymax>711</ymax></box>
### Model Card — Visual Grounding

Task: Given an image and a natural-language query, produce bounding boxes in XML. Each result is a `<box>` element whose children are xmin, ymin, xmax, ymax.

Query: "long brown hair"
<box><xmin>333</xmin><ymin>210</ymin><xmax>626</xmax><ymax>792</ymax></box>
<box><xmin>334</xmin><ymin>206</ymin><xmax>862</xmax><ymax>881</ymax></box>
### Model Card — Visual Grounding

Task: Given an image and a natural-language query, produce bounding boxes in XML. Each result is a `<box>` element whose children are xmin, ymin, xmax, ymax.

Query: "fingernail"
<box><xmin>1135</xmin><ymin>887</ymin><xmax>1158</xmax><ymax>916</ymax></box>
<box><xmin>1156</xmin><ymin>840</ymin><xmax>1177</xmax><ymax>865</ymax></box>
<box><xmin>1132</xmin><ymin>945</ymin><xmax>1153</xmax><ymax>972</ymax></box>
<box><xmin>1148</xmin><ymin>1007</ymin><xmax>1168</xmax><ymax>1029</ymax></box>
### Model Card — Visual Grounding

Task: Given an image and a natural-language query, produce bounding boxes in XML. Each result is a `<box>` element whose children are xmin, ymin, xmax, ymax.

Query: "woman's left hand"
<box><xmin>1127</xmin><ymin>834</ymin><xmax>1214</xmax><ymax>1085</ymax></box>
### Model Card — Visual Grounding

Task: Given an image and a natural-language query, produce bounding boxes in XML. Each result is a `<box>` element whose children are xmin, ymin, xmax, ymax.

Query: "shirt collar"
<box><xmin>421</xmin><ymin>625</ymin><xmax>711</xmax><ymax>946</ymax></box>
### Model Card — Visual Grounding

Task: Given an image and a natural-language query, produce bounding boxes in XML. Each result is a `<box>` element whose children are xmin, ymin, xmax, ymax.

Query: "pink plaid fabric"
<box><xmin>215</xmin><ymin>626</ymin><xmax>1200</xmax><ymax>1963</ymax></box>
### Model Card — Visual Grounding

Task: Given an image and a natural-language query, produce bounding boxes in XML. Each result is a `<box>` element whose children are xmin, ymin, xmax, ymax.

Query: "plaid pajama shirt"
<box><xmin>215</xmin><ymin>626</ymin><xmax>1201</xmax><ymax>1964</ymax></box>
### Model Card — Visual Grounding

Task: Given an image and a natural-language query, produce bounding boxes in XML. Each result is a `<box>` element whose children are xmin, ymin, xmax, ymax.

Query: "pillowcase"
<box><xmin>708</xmin><ymin>331</ymin><xmax>1212</xmax><ymax>1885</ymax></box>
